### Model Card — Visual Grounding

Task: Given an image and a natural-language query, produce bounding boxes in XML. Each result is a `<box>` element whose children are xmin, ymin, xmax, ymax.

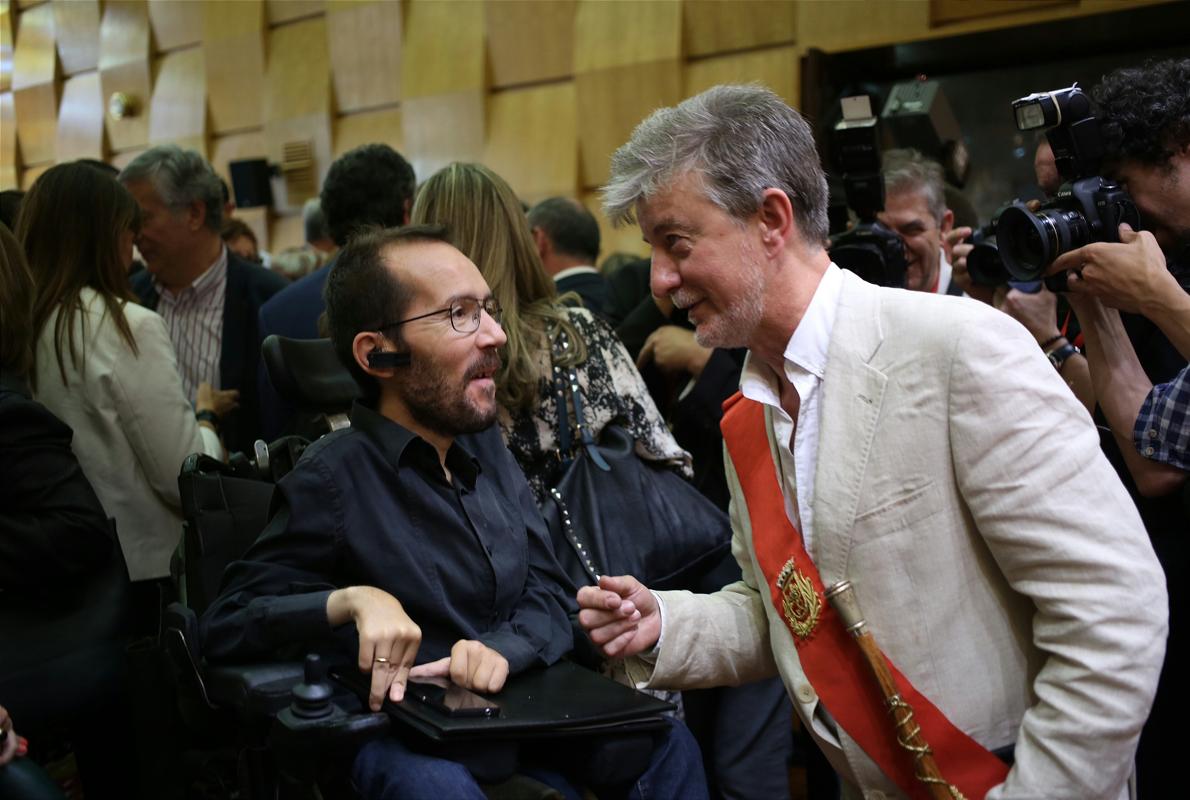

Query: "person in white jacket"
<box><xmin>20</xmin><ymin>162</ymin><xmax>235</xmax><ymax>585</ymax></box>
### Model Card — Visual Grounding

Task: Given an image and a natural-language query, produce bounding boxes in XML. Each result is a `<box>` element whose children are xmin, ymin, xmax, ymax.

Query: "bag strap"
<box><xmin>550</xmin><ymin>331</ymin><xmax>610</xmax><ymax>472</ymax></box>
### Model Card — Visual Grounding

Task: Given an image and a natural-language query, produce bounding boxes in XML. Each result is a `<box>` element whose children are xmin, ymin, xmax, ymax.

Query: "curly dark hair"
<box><xmin>1094</xmin><ymin>57</ymin><xmax>1190</xmax><ymax>168</ymax></box>
<box><xmin>320</xmin><ymin>144</ymin><xmax>416</xmax><ymax>247</ymax></box>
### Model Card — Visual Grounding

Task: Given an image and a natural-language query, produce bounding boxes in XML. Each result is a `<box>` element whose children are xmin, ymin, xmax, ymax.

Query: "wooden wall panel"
<box><xmin>684</xmin><ymin>45</ymin><xmax>799</xmax><ymax>108</ymax></box>
<box><xmin>210</xmin><ymin>129</ymin><xmax>268</xmax><ymax>189</ymax></box>
<box><xmin>56</xmin><ymin>70</ymin><xmax>105</xmax><ymax>160</ymax></box>
<box><xmin>52</xmin><ymin>0</ymin><xmax>101</xmax><ymax>76</ymax></box>
<box><xmin>11</xmin><ymin>2</ymin><xmax>56</xmax><ymax>89</ymax></box>
<box><xmin>20</xmin><ymin>161</ymin><xmax>50</xmax><ymax>190</ymax></box>
<box><xmin>235</xmin><ymin>205</ymin><xmax>270</xmax><ymax>250</ymax></box>
<box><xmin>684</xmin><ymin>0</ymin><xmax>797</xmax><ymax>58</ymax></box>
<box><xmin>798</xmin><ymin>0</ymin><xmax>929</xmax><ymax>53</ymax></box>
<box><xmin>99</xmin><ymin>2</ymin><xmax>152</xmax><ymax>152</ymax></box>
<box><xmin>0</xmin><ymin>91</ymin><xmax>16</xmax><ymax>188</ymax></box>
<box><xmin>265</xmin><ymin>16</ymin><xmax>330</xmax><ymax>120</ymax></box>
<box><xmin>576</xmin><ymin>61</ymin><xmax>682</xmax><ymax>189</ymax></box>
<box><xmin>326</xmin><ymin>0</ymin><xmax>402</xmax><ymax>113</ymax></box>
<box><xmin>401</xmin><ymin>90</ymin><xmax>484</xmax><ymax>183</ymax></box>
<box><xmin>110</xmin><ymin>145</ymin><xmax>147</xmax><ymax>171</ymax></box>
<box><xmin>487</xmin><ymin>0</ymin><xmax>575</xmax><ymax>88</ymax></box>
<box><xmin>12</xmin><ymin>2</ymin><xmax>58</xmax><ymax>165</ymax></box>
<box><xmin>581</xmin><ymin>190</ymin><xmax>649</xmax><ymax>261</ymax></box>
<box><xmin>333</xmin><ymin>107</ymin><xmax>404</xmax><ymax>158</ymax></box>
<box><xmin>266</xmin><ymin>0</ymin><xmax>324</xmax><ymax>26</ymax></box>
<box><xmin>148</xmin><ymin>0</ymin><xmax>202</xmax><ymax>52</ymax></box>
<box><xmin>204</xmin><ymin>0</ymin><xmax>266</xmax><ymax>134</ymax></box>
<box><xmin>484</xmin><ymin>82</ymin><xmax>577</xmax><ymax>204</ymax></box>
<box><xmin>402</xmin><ymin>0</ymin><xmax>485</xmax><ymax>98</ymax></box>
<box><xmin>931</xmin><ymin>0</ymin><xmax>1072</xmax><ymax>26</ymax></box>
<box><xmin>148</xmin><ymin>47</ymin><xmax>206</xmax><ymax>153</ymax></box>
<box><xmin>1</xmin><ymin>1</ymin><xmax>13</xmax><ymax>93</ymax></box>
<box><xmin>269</xmin><ymin>211</ymin><xmax>306</xmax><ymax>254</ymax></box>
<box><xmin>574</xmin><ymin>0</ymin><xmax>681</xmax><ymax>73</ymax></box>
<box><xmin>264</xmin><ymin>113</ymin><xmax>332</xmax><ymax>210</ymax></box>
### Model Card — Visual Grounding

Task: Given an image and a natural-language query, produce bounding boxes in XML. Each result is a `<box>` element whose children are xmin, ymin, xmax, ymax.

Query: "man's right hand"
<box><xmin>576</xmin><ymin>575</ymin><xmax>661</xmax><ymax>659</ymax></box>
<box><xmin>327</xmin><ymin>586</ymin><xmax>421</xmax><ymax>710</ymax></box>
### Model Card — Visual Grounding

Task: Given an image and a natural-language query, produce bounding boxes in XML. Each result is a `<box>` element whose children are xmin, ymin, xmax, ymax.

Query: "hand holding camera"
<box><xmin>1051</xmin><ymin>223</ymin><xmax>1179</xmax><ymax>315</ymax></box>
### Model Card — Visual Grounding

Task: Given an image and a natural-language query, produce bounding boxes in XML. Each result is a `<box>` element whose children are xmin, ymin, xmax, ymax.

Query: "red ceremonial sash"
<box><xmin>720</xmin><ymin>391</ymin><xmax>1010</xmax><ymax>800</ymax></box>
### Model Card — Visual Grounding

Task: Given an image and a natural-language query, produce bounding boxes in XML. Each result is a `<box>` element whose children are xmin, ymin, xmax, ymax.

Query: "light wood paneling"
<box><xmin>333</xmin><ymin>106</ymin><xmax>404</xmax><ymax>158</ymax></box>
<box><xmin>110</xmin><ymin>145</ymin><xmax>147</xmax><ymax>171</ymax></box>
<box><xmin>149</xmin><ymin>47</ymin><xmax>206</xmax><ymax>152</ymax></box>
<box><xmin>797</xmin><ymin>0</ymin><xmax>929</xmax><ymax>53</ymax></box>
<box><xmin>1</xmin><ymin>1</ymin><xmax>12</xmax><ymax>93</ymax></box>
<box><xmin>401</xmin><ymin>89</ymin><xmax>484</xmax><ymax>183</ymax></box>
<box><xmin>576</xmin><ymin>60</ymin><xmax>682</xmax><ymax>189</ymax></box>
<box><xmin>327</xmin><ymin>0</ymin><xmax>402</xmax><ymax>113</ymax></box>
<box><xmin>487</xmin><ymin>0</ymin><xmax>575</xmax><ymax>88</ymax></box>
<box><xmin>402</xmin><ymin>0</ymin><xmax>485</xmax><ymax>98</ymax></box>
<box><xmin>266</xmin><ymin>0</ymin><xmax>324</xmax><ymax>26</ymax></box>
<box><xmin>1</xmin><ymin>91</ymin><xmax>17</xmax><ymax>188</ymax></box>
<box><xmin>264</xmin><ymin>112</ymin><xmax>332</xmax><ymax>210</ymax></box>
<box><xmin>265</xmin><ymin>16</ymin><xmax>330</xmax><ymax>120</ymax></box>
<box><xmin>21</xmin><ymin>161</ymin><xmax>51</xmax><ymax>190</ymax></box>
<box><xmin>204</xmin><ymin>0</ymin><xmax>266</xmax><ymax>133</ymax></box>
<box><xmin>210</xmin><ymin>129</ymin><xmax>268</xmax><ymax>189</ymax></box>
<box><xmin>485</xmin><ymin>82</ymin><xmax>577</xmax><ymax>204</ymax></box>
<box><xmin>12</xmin><ymin>2</ymin><xmax>59</xmax><ymax>166</ymax></box>
<box><xmin>100</xmin><ymin>2</ymin><xmax>152</xmax><ymax>151</ymax></box>
<box><xmin>931</xmin><ymin>0</ymin><xmax>1072</xmax><ymax>26</ymax></box>
<box><xmin>269</xmin><ymin>210</ymin><xmax>306</xmax><ymax>253</ymax></box>
<box><xmin>574</xmin><ymin>0</ymin><xmax>681</xmax><ymax>73</ymax></box>
<box><xmin>684</xmin><ymin>45</ymin><xmax>799</xmax><ymax>108</ymax></box>
<box><xmin>11</xmin><ymin>1</ymin><xmax>56</xmax><ymax>89</ymax></box>
<box><xmin>56</xmin><ymin>70</ymin><xmax>104</xmax><ymax>160</ymax></box>
<box><xmin>53</xmin><ymin>0</ymin><xmax>101</xmax><ymax>75</ymax></box>
<box><xmin>581</xmin><ymin>190</ymin><xmax>649</xmax><ymax>261</ymax></box>
<box><xmin>148</xmin><ymin>0</ymin><xmax>202</xmax><ymax>52</ymax></box>
<box><xmin>235</xmin><ymin>205</ymin><xmax>270</xmax><ymax>250</ymax></box>
<box><xmin>683</xmin><ymin>0</ymin><xmax>796</xmax><ymax>58</ymax></box>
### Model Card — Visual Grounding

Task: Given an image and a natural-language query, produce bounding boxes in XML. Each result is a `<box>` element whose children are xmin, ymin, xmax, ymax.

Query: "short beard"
<box><xmin>689</xmin><ymin>255</ymin><xmax>766</xmax><ymax>349</ymax></box>
<box><xmin>397</xmin><ymin>351</ymin><xmax>501</xmax><ymax>438</ymax></box>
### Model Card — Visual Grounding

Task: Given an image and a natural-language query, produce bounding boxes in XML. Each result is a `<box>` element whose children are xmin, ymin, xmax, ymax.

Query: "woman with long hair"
<box><xmin>19</xmin><ymin>162</ymin><xmax>232</xmax><ymax>584</ymax></box>
<box><xmin>409</xmin><ymin>162</ymin><xmax>689</xmax><ymax>504</ymax></box>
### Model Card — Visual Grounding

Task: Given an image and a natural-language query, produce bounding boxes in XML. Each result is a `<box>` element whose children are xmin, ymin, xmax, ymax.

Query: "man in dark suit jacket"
<box><xmin>528</xmin><ymin>197</ymin><xmax>610</xmax><ymax>317</ymax></box>
<box><xmin>120</xmin><ymin>146</ymin><xmax>287</xmax><ymax>456</ymax></box>
<box><xmin>255</xmin><ymin>144</ymin><xmax>415</xmax><ymax>440</ymax></box>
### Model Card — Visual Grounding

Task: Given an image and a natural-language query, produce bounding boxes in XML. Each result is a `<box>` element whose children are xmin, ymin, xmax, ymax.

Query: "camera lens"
<box><xmin>998</xmin><ymin>204</ymin><xmax>1091</xmax><ymax>280</ymax></box>
<box><xmin>966</xmin><ymin>241</ymin><xmax>1009</xmax><ymax>286</ymax></box>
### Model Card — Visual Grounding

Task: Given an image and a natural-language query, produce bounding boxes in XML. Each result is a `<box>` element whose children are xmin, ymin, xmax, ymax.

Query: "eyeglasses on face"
<box><xmin>378</xmin><ymin>296</ymin><xmax>503</xmax><ymax>335</ymax></box>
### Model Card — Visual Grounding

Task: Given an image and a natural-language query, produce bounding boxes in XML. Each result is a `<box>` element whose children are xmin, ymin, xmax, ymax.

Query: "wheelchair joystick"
<box><xmin>289</xmin><ymin>654</ymin><xmax>335</xmax><ymax>720</ymax></box>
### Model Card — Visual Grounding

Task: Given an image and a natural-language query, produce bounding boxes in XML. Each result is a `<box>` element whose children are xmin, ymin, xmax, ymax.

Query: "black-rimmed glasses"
<box><xmin>379</xmin><ymin>297</ymin><xmax>502</xmax><ymax>335</ymax></box>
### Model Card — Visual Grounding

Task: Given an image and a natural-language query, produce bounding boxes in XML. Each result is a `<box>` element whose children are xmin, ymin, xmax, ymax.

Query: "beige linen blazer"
<box><xmin>639</xmin><ymin>271</ymin><xmax>1167</xmax><ymax>800</ymax></box>
<box><xmin>34</xmin><ymin>289</ymin><xmax>221</xmax><ymax>581</ymax></box>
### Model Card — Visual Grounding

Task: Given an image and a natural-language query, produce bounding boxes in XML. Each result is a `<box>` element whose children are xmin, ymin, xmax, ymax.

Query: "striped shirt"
<box><xmin>152</xmin><ymin>247</ymin><xmax>228</xmax><ymax>401</ymax></box>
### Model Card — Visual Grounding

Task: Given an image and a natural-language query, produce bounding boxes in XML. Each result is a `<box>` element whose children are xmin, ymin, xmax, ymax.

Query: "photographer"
<box><xmin>1047</xmin><ymin>57</ymin><xmax>1190</xmax><ymax>496</ymax></box>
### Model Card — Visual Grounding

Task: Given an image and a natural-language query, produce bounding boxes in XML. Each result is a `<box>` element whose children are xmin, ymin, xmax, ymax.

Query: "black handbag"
<box><xmin>540</xmin><ymin>358</ymin><xmax>733</xmax><ymax>593</ymax></box>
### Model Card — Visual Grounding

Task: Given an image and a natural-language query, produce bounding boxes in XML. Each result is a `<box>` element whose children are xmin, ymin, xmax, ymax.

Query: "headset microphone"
<box><xmin>367</xmin><ymin>351</ymin><xmax>411</xmax><ymax>368</ymax></box>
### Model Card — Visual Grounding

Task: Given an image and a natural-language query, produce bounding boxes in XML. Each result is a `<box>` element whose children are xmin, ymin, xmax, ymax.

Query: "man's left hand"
<box><xmin>409</xmin><ymin>640</ymin><xmax>509</xmax><ymax>694</ymax></box>
<box><xmin>1050</xmin><ymin>224</ymin><xmax>1177</xmax><ymax>313</ymax></box>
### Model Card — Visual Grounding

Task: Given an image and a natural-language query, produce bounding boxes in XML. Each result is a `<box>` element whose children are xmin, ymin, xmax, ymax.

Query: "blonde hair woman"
<box><xmin>410</xmin><ymin>163</ymin><xmax>690</xmax><ymax>503</ymax></box>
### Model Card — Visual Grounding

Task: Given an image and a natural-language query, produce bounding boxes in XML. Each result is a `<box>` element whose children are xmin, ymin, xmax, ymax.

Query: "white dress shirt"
<box><xmin>153</xmin><ymin>246</ymin><xmax>228</xmax><ymax>399</ymax></box>
<box><xmin>736</xmin><ymin>263</ymin><xmax>843</xmax><ymax>554</ymax></box>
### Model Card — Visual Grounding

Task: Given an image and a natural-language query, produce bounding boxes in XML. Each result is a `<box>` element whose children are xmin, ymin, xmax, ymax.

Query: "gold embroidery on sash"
<box><xmin>775</xmin><ymin>556</ymin><xmax>821</xmax><ymax>640</ymax></box>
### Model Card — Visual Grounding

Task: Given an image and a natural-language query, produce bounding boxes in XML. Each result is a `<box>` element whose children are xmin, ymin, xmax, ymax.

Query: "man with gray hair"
<box><xmin>577</xmin><ymin>84</ymin><xmax>1166</xmax><ymax>800</ymax></box>
<box><xmin>121</xmin><ymin>145</ymin><xmax>287</xmax><ymax>454</ymax></box>
<box><xmin>877</xmin><ymin>148</ymin><xmax>960</xmax><ymax>295</ymax></box>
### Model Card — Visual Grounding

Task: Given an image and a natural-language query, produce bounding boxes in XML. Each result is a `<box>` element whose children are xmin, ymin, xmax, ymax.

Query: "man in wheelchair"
<box><xmin>200</xmin><ymin>224</ymin><xmax>706</xmax><ymax>800</ymax></box>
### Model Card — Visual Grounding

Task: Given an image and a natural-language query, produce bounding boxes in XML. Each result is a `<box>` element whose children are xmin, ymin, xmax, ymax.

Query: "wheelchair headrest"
<box><xmin>262</xmin><ymin>335</ymin><xmax>361</xmax><ymax>414</ymax></box>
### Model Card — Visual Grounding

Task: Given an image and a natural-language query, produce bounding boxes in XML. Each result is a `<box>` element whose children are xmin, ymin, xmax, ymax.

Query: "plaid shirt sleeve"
<box><xmin>1133</xmin><ymin>363</ymin><xmax>1190</xmax><ymax>470</ymax></box>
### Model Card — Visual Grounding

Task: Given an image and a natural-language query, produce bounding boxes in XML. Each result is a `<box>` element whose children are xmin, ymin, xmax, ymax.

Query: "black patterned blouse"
<box><xmin>498</xmin><ymin>307</ymin><xmax>693</xmax><ymax>507</ymax></box>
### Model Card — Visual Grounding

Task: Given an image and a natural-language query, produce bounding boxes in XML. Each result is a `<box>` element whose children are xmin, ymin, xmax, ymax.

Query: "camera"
<box><xmin>996</xmin><ymin>85</ymin><xmax>1140</xmax><ymax>280</ymax></box>
<box><xmin>965</xmin><ymin>218</ymin><xmax>1008</xmax><ymax>287</ymax></box>
<box><xmin>827</xmin><ymin>96</ymin><xmax>908</xmax><ymax>288</ymax></box>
